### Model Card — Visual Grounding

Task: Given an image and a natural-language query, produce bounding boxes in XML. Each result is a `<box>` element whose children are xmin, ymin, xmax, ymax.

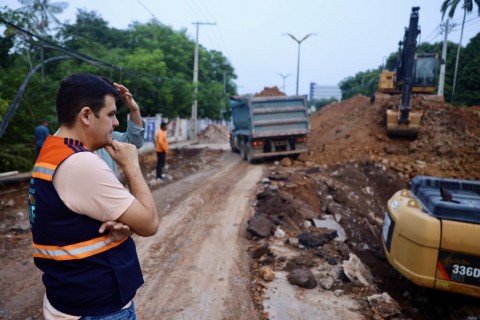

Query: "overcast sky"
<box><xmin>3</xmin><ymin>0</ymin><xmax>480</xmax><ymax>95</ymax></box>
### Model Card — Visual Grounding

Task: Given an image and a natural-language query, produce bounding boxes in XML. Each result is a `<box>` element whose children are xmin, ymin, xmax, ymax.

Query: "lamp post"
<box><xmin>284</xmin><ymin>33</ymin><xmax>317</xmax><ymax>95</ymax></box>
<box><xmin>277</xmin><ymin>73</ymin><xmax>291</xmax><ymax>94</ymax></box>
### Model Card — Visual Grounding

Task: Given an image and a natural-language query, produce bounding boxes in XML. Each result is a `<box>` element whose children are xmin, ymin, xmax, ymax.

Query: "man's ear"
<box><xmin>80</xmin><ymin>106</ymin><xmax>92</xmax><ymax>125</ymax></box>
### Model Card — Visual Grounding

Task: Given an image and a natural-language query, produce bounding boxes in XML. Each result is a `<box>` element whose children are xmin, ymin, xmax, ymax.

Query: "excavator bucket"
<box><xmin>386</xmin><ymin>109</ymin><xmax>423</xmax><ymax>137</ymax></box>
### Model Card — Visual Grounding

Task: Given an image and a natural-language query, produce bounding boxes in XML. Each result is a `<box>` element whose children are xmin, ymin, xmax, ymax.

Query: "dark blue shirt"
<box><xmin>34</xmin><ymin>124</ymin><xmax>50</xmax><ymax>148</ymax></box>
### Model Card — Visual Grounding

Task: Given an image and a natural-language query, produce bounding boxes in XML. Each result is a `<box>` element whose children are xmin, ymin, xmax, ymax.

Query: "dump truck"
<box><xmin>382</xmin><ymin>176</ymin><xmax>480</xmax><ymax>298</ymax></box>
<box><xmin>229</xmin><ymin>95</ymin><xmax>310</xmax><ymax>163</ymax></box>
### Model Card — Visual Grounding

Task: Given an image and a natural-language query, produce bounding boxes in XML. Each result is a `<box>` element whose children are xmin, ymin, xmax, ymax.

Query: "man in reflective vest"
<box><xmin>28</xmin><ymin>73</ymin><xmax>159</xmax><ymax>319</ymax></box>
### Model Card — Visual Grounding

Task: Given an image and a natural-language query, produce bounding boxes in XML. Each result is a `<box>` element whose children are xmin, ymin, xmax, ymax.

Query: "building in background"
<box><xmin>309</xmin><ymin>83</ymin><xmax>342</xmax><ymax>101</ymax></box>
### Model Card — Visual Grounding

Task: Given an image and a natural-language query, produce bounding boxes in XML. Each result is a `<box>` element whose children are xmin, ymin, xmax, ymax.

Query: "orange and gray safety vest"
<box><xmin>29</xmin><ymin>135</ymin><xmax>143</xmax><ymax>316</ymax></box>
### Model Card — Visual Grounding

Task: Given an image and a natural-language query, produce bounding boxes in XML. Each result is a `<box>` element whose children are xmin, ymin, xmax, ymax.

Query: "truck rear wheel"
<box><xmin>240</xmin><ymin>141</ymin><xmax>247</xmax><ymax>160</ymax></box>
<box><xmin>230</xmin><ymin>136</ymin><xmax>239</xmax><ymax>153</ymax></box>
<box><xmin>246</xmin><ymin>144</ymin><xmax>256</xmax><ymax>163</ymax></box>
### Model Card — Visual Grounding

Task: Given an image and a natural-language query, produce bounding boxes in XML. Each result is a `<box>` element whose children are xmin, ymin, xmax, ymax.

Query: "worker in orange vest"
<box><xmin>155</xmin><ymin>122</ymin><xmax>168</xmax><ymax>180</ymax></box>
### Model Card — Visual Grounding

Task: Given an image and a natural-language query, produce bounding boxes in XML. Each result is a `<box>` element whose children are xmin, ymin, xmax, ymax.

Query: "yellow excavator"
<box><xmin>382</xmin><ymin>176</ymin><xmax>480</xmax><ymax>298</ymax></box>
<box><xmin>377</xmin><ymin>7</ymin><xmax>438</xmax><ymax>137</ymax></box>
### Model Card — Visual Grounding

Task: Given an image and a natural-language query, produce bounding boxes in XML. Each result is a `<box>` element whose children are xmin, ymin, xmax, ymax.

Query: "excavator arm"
<box><xmin>379</xmin><ymin>6</ymin><xmax>432</xmax><ymax>138</ymax></box>
<box><xmin>398</xmin><ymin>6</ymin><xmax>420</xmax><ymax>124</ymax></box>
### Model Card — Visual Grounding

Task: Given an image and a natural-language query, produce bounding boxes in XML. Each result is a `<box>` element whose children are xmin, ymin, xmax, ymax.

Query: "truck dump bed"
<box><xmin>231</xmin><ymin>95</ymin><xmax>310</xmax><ymax>138</ymax></box>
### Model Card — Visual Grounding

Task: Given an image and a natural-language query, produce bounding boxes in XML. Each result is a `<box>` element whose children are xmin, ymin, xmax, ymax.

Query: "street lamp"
<box><xmin>277</xmin><ymin>73</ymin><xmax>291</xmax><ymax>93</ymax></box>
<box><xmin>283</xmin><ymin>33</ymin><xmax>317</xmax><ymax>95</ymax></box>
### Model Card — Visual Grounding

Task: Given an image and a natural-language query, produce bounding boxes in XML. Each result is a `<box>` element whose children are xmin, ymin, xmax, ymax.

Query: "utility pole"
<box><xmin>221</xmin><ymin>71</ymin><xmax>226</xmax><ymax>119</ymax></box>
<box><xmin>438</xmin><ymin>19</ymin><xmax>456</xmax><ymax>96</ymax></box>
<box><xmin>191</xmin><ymin>21</ymin><xmax>216</xmax><ymax>140</ymax></box>
<box><xmin>277</xmin><ymin>73</ymin><xmax>291</xmax><ymax>94</ymax></box>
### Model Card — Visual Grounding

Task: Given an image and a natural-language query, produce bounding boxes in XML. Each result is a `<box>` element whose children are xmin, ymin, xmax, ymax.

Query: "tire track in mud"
<box><xmin>134</xmin><ymin>152</ymin><xmax>265</xmax><ymax>319</ymax></box>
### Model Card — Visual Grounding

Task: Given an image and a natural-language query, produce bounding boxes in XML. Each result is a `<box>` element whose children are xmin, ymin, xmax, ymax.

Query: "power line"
<box><xmin>0</xmin><ymin>17</ymin><xmax>122</xmax><ymax>71</ymax></box>
<box><xmin>136</xmin><ymin>0</ymin><xmax>157</xmax><ymax>19</ymax></box>
<box><xmin>183</xmin><ymin>0</ymin><xmax>228</xmax><ymax>58</ymax></box>
<box><xmin>0</xmin><ymin>17</ymin><xmax>191</xmax><ymax>86</ymax></box>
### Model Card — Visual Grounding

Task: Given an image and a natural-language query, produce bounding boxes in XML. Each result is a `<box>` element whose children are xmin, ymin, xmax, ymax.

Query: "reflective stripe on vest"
<box><xmin>32</xmin><ymin>162</ymin><xmax>57</xmax><ymax>181</ymax></box>
<box><xmin>33</xmin><ymin>235</ymin><xmax>127</xmax><ymax>261</ymax></box>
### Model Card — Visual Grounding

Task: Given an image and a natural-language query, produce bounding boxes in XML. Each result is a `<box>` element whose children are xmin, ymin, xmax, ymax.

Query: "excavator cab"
<box><xmin>413</xmin><ymin>53</ymin><xmax>437</xmax><ymax>93</ymax></box>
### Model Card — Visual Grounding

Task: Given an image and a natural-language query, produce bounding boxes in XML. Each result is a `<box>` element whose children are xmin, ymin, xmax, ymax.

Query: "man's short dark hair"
<box><xmin>160</xmin><ymin>122</ymin><xmax>168</xmax><ymax>129</ymax></box>
<box><xmin>101</xmin><ymin>76</ymin><xmax>123</xmax><ymax>108</ymax></box>
<box><xmin>56</xmin><ymin>73</ymin><xmax>121</xmax><ymax>127</ymax></box>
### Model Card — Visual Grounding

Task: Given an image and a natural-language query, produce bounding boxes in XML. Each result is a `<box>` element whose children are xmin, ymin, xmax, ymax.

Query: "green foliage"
<box><xmin>339</xmin><ymin>69</ymin><xmax>381</xmax><ymax>100</ymax></box>
<box><xmin>453</xmin><ymin>32</ymin><xmax>480</xmax><ymax>105</ymax></box>
<box><xmin>0</xmin><ymin>142</ymin><xmax>35</xmax><ymax>172</ymax></box>
<box><xmin>311</xmin><ymin>98</ymin><xmax>338</xmax><ymax>111</ymax></box>
<box><xmin>0</xmin><ymin>5</ymin><xmax>237</xmax><ymax>172</ymax></box>
<box><xmin>0</xmin><ymin>97</ymin><xmax>9</xmax><ymax>120</ymax></box>
<box><xmin>441</xmin><ymin>0</ymin><xmax>480</xmax><ymax>20</ymax></box>
<box><xmin>440</xmin><ymin>0</ymin><xmax>480</xmax><ymax>103</ymax></box>
<box><xmin>1</xmin><ymin>2</ymin><xmax>477</xmax><ymax>173</ymax></box>
<box><xmin>337</xmin><ymin>35</ymin><xmax>480</xmax><ymax>105</ymax></box>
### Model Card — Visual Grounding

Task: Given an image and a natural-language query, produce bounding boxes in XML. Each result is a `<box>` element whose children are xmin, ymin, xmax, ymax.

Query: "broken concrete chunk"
<box><xmin>288</xmin><ymin>237</ymin><xmax>299</xmax><ymax>246</ymax></box>
<box><xmin>334</xmin><ymin>213</ymin><xmax>342</xmax><ymax>222</ymax></box>
<box><xmin>312</xmin><ymin>215</ymin><xmax>347</xmax><ymax>242</ymax></box>
<box><xmin>298</xmin><ymin>228</ymin><xmax>338</xmax><ymax>248</ymax></box>
<box><xmin>287</xmin><ymin>268</ymin><xmax>317</xmax><ymax>289</ymax></box>
<box><xmin>368</xmin><ymin>292</ymin><xmax>401</xmax><ymax>319</ymax></box>
<box><xmin>342</xmin><ymin>253</ymin><xmax>374</xmax><ymax>287</ymax></box>
<box><xmin>274</xmin><ymin>227</ymin><xmax>286</xmax><ymax>238</ymax></box>
<box><xmin>247</xmin><ymin>215</ymin><xmax>274</xmax><ymax>238</ymax></box>
<box><xmin>319</xmin><ymin>276</ymin><xmax>335</xmax><ymax>290</ymax></box>
<box><xmin>5</xmin><ymin>199</ymin><xmax>15</xmax><ymax>207</ymax></box>
<box><xmin>334</xmin><ymin>289</ymin><xmax>344</xmax><ymax>297</ymax></box>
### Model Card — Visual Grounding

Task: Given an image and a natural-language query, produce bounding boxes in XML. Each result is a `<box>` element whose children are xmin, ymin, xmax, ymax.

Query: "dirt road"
<box><xmin>2</xmin><ymin>104</ymin><xmax>480</xmax><ymax>319</ymax></box>
<box><xmin>134</xmin><ymin>152</ymin><xmax>264</xmax><ymax>319</ymax></box>
<box><xmin>0</xmin><ymin>149</ymin><xmax>265</xmax><ymax>319</ymax></box>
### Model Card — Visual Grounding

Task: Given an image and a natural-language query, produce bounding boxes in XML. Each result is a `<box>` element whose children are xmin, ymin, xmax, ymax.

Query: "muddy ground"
<box><xmin>0</xmin><ymin>96</ymin><xmax>480</xmax><ymax>319</ymax></box>
<box><xmin>247</xmin><ymin>95</ymin><xmax>480</xmax><ymax>320</ymax></box>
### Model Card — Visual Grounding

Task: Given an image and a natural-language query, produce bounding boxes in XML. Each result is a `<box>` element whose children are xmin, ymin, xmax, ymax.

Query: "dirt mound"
<box><xmin>248</xmin><ymin>94</ymin><xmax>480</xmax><ymax>319</ymax></box>
<box><xmin>197</xmin><ymin>124</ymin><xmax>230</xmax><ymax>144</ymax></box>
<box><xmin>304</xmin><ymin>95</ymin><xmax>480</xmax><ymax>180</ymax></box>
<box><xmin>254</xmin><ymin>86</ymin><xmax>286</xmax><ymax>97</ymax></box>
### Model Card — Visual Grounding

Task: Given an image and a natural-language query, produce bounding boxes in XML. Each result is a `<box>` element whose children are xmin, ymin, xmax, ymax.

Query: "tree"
<box><xmin>0</xmin><ymin>6</ymin><xmax>238</xmax><ymax>172</ymax></box>
<box><xmin>441</xmin><ymin>0</ymin><xmax>480</xmax><ymax>100</ymax></box>
<box><xmin>453</xmin><ymin>32</ymin><xmax>480</xmax><ymax>105</ymax></box>
<box><xmin>339</xmin><ymin>69</ymin><xmax>381</xmax><ymax>100</ymax></box>
<box><xmin>17</xmin><ymin>0</ymin><xmax>68</xmax><ymax>35</ymax></box>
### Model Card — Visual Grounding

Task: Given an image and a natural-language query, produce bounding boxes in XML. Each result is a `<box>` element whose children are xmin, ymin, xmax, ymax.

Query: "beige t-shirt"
<box><xmin>53</xmin><ymin>152</ymin><xmax>134</xmax><ymax>221</ymax></box>
<box><xmin>44</xmin><ymin>152</ymin><xmax>135</xmax><ymax>319</ymax></box>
